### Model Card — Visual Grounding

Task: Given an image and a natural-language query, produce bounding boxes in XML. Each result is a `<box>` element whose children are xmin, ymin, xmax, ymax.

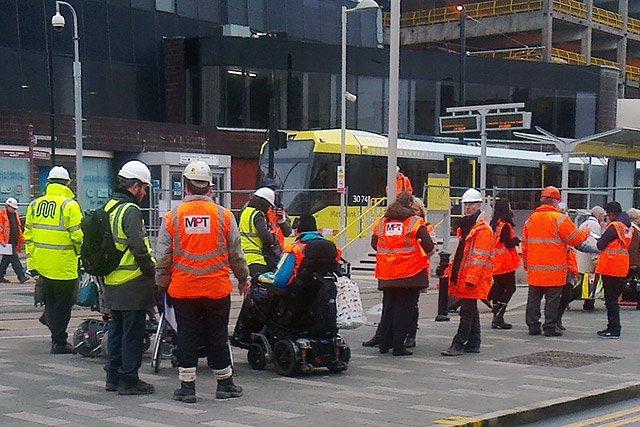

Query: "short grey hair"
<box><xmin>590</xmin><ymin>205</ymin><xmax>605</xmax><ymax>217</ymax></box>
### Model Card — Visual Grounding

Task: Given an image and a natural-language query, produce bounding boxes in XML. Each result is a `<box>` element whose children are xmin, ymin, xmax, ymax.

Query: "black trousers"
<box><xmin>452</xmin><ymin>298</ymin><xmax>480</xmax><ymax>350</ymax></box>
<box><xmin>490</xmin><ymin>271</ymin><xmax>516</xmax><ymax>305</ymax></box>
<box><xmin>105</xmin><ymin>309</ymin><xmax>146</xmax><ymax>385</ymax></box>
<box><xmin>525</xmin><ymin>285</ymin><xmax>562</xmax><ymax>333</ymax></box>
<box><xmin>0</xmin><ymin>252</ymin><xmax>25</xmax><ymax>280</ymax></box>
<box><xmin>173</xmin><ymin>296</ymin><xmax>232</xmax><ymax>370</ymax></box>
<box><xmin>602</xmin><ymin>275</ymin><xmax>625</xmax><ymax>334</ymax></box>
<box><xmin>378</xmin><ymin>288</ymin><xmax>420</xmax><ymax>351</ymax></box>
<box><xmin>41</xmin><ymin>276</ymin><xmax>77</xmax><ymax>345</ymax></box>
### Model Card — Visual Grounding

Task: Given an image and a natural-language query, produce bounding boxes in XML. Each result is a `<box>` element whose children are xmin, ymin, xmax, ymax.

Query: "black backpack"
<box><xmin>80</xmin><ymin>201</ymin><xmax>125</xmax><ymax>276</ymax></box>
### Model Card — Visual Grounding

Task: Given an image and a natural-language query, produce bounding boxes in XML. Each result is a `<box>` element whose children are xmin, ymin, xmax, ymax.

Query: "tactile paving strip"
<box><xmin>498</xmin><ymin>350</ymin><xmax>621</xmax><ymax>368</ymax></box>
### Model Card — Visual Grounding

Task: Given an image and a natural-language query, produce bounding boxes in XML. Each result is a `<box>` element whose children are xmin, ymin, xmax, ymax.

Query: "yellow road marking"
<box><xmin>562</xmin><ymin>406</ymin><xmax>640</xmax><ymax>427</ymax></box>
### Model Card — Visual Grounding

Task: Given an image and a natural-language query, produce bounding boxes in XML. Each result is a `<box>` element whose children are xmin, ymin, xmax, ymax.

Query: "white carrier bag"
<box><xmin>335</xmin><ymin>275</ymin><xmax>367</xmax><ymax>329</ymax></box>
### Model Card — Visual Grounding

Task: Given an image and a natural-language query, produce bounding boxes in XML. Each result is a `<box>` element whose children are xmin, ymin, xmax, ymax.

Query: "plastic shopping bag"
<box><xmin>335</xmin><ymin>275</ymin><xmax>367</xmax><ymax>329</ymax></box>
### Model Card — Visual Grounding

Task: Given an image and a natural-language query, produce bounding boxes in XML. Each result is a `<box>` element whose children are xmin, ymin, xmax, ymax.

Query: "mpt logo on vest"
<box><xmin>184</xmin><ymin>216</ymin><xmax>211</xmax><ymax>234</ymax></box>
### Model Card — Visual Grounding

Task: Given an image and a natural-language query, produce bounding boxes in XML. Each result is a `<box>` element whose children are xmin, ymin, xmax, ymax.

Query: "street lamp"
<box><xmin>340</xmin><ymin>0</ymin><xmax>380</xmax><ymax>238</ymax></box>
<box><xmin>52</xmin><ymin>1</ymin><xmax>83</xmax><ymax>201</ymax></box>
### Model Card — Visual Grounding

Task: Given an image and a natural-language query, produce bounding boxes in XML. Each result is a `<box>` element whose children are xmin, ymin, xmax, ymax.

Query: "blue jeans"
<box><xmin>105</xmin><ymin>309</ymin><xmax>146</xmax><ymax>385</ymax></box>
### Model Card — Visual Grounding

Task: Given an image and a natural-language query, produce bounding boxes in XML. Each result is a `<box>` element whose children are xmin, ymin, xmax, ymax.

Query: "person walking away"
<box><xmin>239</xmin><ymin>187</ymin><xmax>281</xmax><ymax>277</ymax></box>
<box><xmin>263</xmin><ymin>178</ymin><xmax>292</xmax><ymax>250</ymax></box>
<box><xmin>156</xmin><ymin>161</ymin><xmax>250</xmax><ymax>403</ymax></box>
<box><xmin>626</xmin><ymin>208</ymin><xmax>640</xmax><ymax>310</ymax></box>
<box><xmin>385</xmin><ymin>166</ymin><xmax>413</xmax><ymax>196</ymax></box>
<box><xmin>488</xmin><ymin>198</ymin><xmax>520</xmax><ymax>330</ymax></box>
<box><xmin>24</xmin><ymin>166</ymin><xmax>83</xmax><ymax>354</ymax></box>
<box><xmin>595</xmin><ymin>201</ymin><xmax>631</xmax><ymax>339</ymax></box>
<box><xmin>522</xmin><ymin>186</ymin><xmax>594</xmax><ymax>337</ymax></box>
<box><xmin>372</xmin><ymin>192</ymin><xmax>433</xmax><ymax>356</ymax></box>
<box><xmin>0</xmin><ymin>197</ymin><xmax>28</xmax><ymax>283</ymax></box>
<box><xmin>102</xmin><ymin>161</ymin><xmax>156</xmax><ymax>395</ymax></box>
<box><xmin>576</xmin><ymin>206</ymin><xmax>605</xmax><ymax>311</ymax></box>
<box><xmin>441</xmin><ymin>188</ymin><xmax>493</xmax><ymax>356</ymax></box>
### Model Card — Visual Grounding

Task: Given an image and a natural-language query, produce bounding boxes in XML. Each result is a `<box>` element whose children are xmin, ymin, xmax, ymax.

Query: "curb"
<box><xmin>442</xmin><ymin>381</ymin><xmax>640</xmax><ymax>426</ymax></box>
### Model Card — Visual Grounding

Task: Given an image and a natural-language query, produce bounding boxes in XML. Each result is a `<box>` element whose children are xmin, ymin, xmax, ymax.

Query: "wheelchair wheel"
<box><xmin>247</xmin><ymin>343</ymin><xmax>267</xmax><ymax>370</ymax></box>
<box><xmin>273</xmin><ymin>339</ymin><xmax>299</xmax><ymax>377</ymax></box>
<box><xmin>151</xmin><ymin>313</ymin><xmax>166</xmax><ymax>373</ymax></box>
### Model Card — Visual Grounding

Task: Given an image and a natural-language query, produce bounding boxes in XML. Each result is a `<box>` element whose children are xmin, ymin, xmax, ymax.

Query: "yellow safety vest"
<box><xmin>103</xmin><ymin>199</ymin><xmax>154</xmax><ymax>286</ymax></box>
<box><xmin>24</xmin><ymin>183</ymin><xmax>83</xmax><ymax>280</ymax></box>
<box><xmin>239</xmin><ymin>206</ymin><xmax>265</xmax><ymax>266</ymax></box>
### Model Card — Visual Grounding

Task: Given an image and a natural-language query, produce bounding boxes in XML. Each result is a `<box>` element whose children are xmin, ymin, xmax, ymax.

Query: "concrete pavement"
<box><xmin>0</xmin><ymin>271</ymin><xmax>639</xmax><ymax>426</ymax></box>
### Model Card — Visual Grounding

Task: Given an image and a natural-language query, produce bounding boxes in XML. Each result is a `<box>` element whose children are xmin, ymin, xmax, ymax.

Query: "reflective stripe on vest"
<box><xmin>493</xmin><ymin>221</ymin><xmax>520</xmax><ymax>275</ymax></box>
<box><xmin>374</xmin><ymin>216</ymin><xmax>427</xmax><ymax>280</ymax></box>
<box><xmin>595</xmin><ymin>221</ymin><xmax>630</xmax><ymax>277</ymax></box>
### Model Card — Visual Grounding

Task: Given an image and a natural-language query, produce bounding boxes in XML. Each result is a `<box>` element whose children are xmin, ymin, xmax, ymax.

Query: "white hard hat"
<box><xmin>5</xmin><ymin>197</ymin><xmax>18</xmax><ymax>209</ymax></box>
<box><xmin>253</xmin><ymin>187</ymin><xmax>275</xmax><ymax>206</ymax></box>
<box><xmin>183</xmin><ymin>161</ymin><xmax>212</xmax><ymax>187</ymax></box>
<box><xmin>48</xmin><ymin>166</ymin><xmax>70</xmax><ymax>181</ymax></box>
<box><xmin>461</xmin><ymin>188</ymin><xmax>483</xmax><ymax>203</ymax></box>
<box><xmin>118</xmin><ymin>160</ymin><xmax>152</xmax><ymax>186</ymax></box>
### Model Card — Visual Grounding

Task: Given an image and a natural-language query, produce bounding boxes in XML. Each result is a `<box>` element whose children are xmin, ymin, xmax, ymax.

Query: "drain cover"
<box><xmin>498</xmin><ymin>350</ymin><xmax>621</xmax><ymax>368</ymax></box>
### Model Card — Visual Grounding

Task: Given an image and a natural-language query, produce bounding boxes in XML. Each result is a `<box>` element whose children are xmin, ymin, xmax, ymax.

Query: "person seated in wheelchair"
<box><xmin>232</xmin><ymin>214</ymin><xmax>340</xmax><ymax>345</ymax></box>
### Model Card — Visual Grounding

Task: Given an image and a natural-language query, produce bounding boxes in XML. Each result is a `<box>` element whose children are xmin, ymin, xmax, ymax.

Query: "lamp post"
<box><xmin>52</xmin><ymin>1</ymin><xmax>83</xmax><ymax>200</ymax></box>
<box><xmin>340</xmin><ymin>0</ymin><xmax>380</xmax><ymax>237</ymax></box>
<box><xmin>386</xmin><ymin>0</ymin><xmax>400</xmax><ymax>205</ymax></box>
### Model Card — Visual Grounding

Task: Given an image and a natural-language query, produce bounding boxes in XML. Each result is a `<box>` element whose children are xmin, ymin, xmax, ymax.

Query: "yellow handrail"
<box><xmin>334</xmin><ymin>197</ymin><xmax>387</xmax><ymax>243</ymax></box>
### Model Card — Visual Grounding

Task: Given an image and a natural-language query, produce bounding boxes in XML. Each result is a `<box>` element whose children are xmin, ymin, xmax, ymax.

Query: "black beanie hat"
<box><xmin>297</xmin><ymin>214</ymin><xmax>317</xmax><ymax>233</ymax></box>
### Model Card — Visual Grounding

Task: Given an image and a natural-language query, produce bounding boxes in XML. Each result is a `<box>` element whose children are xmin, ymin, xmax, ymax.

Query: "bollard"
<box><xmin>435</xmin><ymin>251</ymin><xmax>451</xmax><ymax>322</ymax></box>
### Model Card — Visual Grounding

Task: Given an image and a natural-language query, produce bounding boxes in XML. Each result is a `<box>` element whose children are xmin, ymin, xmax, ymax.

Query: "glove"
<box><xmin>34</xmin><ymin>277</ymin><xmax>45</xmax><ymax>307</ymax></box>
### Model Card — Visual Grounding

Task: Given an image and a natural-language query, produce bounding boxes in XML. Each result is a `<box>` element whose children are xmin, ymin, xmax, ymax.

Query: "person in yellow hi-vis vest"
<box><xmin>103</xmin><ymin>160</ymin><xmax>156</xmax><ymax>395</ymax></box>
<box><xmin>24</xmin><ymin>166</ymin><xmax>83</xmax><ymax>355</ymax></box>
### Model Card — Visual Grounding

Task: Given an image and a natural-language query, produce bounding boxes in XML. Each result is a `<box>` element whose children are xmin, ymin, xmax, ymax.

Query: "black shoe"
<box><xmin>543</xmin><ymin>329</ymin><xmax>563</xmax><ymax>337</ymax></box>
<box><xmin>51</xmin><ymin>343</ymin><xmax>75</xmax><ymax>354</ymax></box>
<box><xmin>403</xmin><ymin>336</ymin><xmax>416</xmax><ymax>349</ymax></box>
<box><xmin>528</xmin><ymin>329</ymin><xmax>542</xmax><ymax>336</ymax></box>
<box><xmin>491</xmin><ymin>320</ymin><xmax>512</xmax><ymax>329</ymax></box>
<box><xmin>463</xmin><ymin>346</ymin><xmax>480</xmax><ymax>353</ymax></box>
<box><xmin>105</xmin><ymin>382</ymin><xmax>118</xmax><ymax>392</ymax></box>
<box><xmin>583</xmin><ymin>300</ymin><xmax>595</xmax><ymax>311</ymax></box>
<box><xmin>362</xmin><ymin>336</ymin><xmax>382</xmax><ymax>347</ymax></box>
<box><xmin>378</xmin><ymin>346</ymin><xmax>389</xmax><ymax>354</ymax></box>
<box><xmin>118</xmin><ymin>379</ymin><xmax>155</xmax><ymax>395</ymax></box>
<box><xmin>18</xmin><ymin>275</ymin><xmax>28</xmax><ymax>284</ymax></box>
<box><xmin>173</xmin><ymin>381</ymin><xmax>196</xmax><ymax>403</ymax></box>
<box><xmin>392</xmin><ymin>348</ymin><xmax>413</xmax><ymax>356</ymax></box>
<box><xmin>597</xmin><ymin>329</ymin><xmax>620</xmax><ymax>339</ymax></box>
<box><xmin>216</xmin><ymin>378</ymin><xmax>242</xmax><ymax>399</ymax></box>
<box><xmin>441</xmin><ymin>345</ymin><xmax>464</xmax><ymax>356</ymax></box>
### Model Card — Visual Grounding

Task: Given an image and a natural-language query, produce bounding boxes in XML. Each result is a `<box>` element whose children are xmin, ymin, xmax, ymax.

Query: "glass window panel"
<box><xmin>178</xmin><ymin>18</ymin><xmax>201</xmax><ymax>37</ymax></box>
<box><xmin>0</xmin><ymin>49</ymin><xmax>22</xmax><ymax>109</ymax></box>
<box><xmin>0</xmin><ymin>1</ymin><xmax>18</xmax><ymax>48</ymax></box>
<box><xmin>228</xmin><ymin>0</ymin><xmax>248</xmax><ymax>25</ymax></box>
<box><xmin>133</xmin><ymin>9</ymin><xmax>157</xmax><ymax>66</ymax></box>
<box><xmin>83</xmin><ymin>4</ymin><xmax>110</xmax><ymax>61</ymax></box>
<box><xmin>306</xmin><ymin>72</ymin><xmax>331</xmax><ymax>129</ymax></box>
<box><xmin>19</xmin><ymin>0</ymin><xmax>46</xmax><ymax>52</ymax></box>
<box><xmin>530</xmin><ymin>88</ymin><xmax>554</xmax><ymax>136</ymax></box>
<box><xmin>222</xmin><ymin>68</ymin><xmax>244</xmax><ymax>127</ymax></box>
<box><xmin>357</xmin><ymin>76</ymin><xmax>384</xmax><ymax>133</ymax></box>
<box><xmin>177</xmin><ymin>0</ymin><xmax>198</xmax><ymax>18</ymax></box>
<box><xmin>132</xmin><ymin>0</ymin><xmax>155</xmax><ymax>10</ymax></box>
<box><xmin>287</xmin><ymin>71</ymin><xmax>303</xmax><ymax>129</ymax></box>
<box><xmin>21</xmin><ymin>52</ymin><xmax>48</xmax><ymax>112</ymax></box>
<box><xmin>555</xmin><ymin>90</ymin><xmax>576</xmax><ymax>138</ymax></box>
<box><xmin>414</xmin><ymin>80</ymin><xmax>436</xmax><ymax>135</ymax></box>
<box><xmin>108</xmin><ymin>0</ymin><xmax>131</xmax><ymax>6</ymax></box>
<box><xmin>198</xmin><ymin>0</ymin><xmax>221</xmax><ymax>22</ymax></box>
<box><xmin>52</xmin><ymin>55</ymin><xmax>74</xmax><ymax>116</ymax></box>
<box><xmin>248</xmin><ymin>0</ymin><xmax>265</xmax><ymax>30</ymax></box>
<box><xmin>318</xmin><ymin>1</ymin><xmax>337</xmax><ymax>44</ymax></box>
<box><xmin>302</xmin><ymin>0</ymin><xmax>321</xmax><ymax>41</ymax></box>
<box><xmin>248</xmin><ymin>70</ymin><xmax>271</xmax><ymax>128</ymax></box>
<box><xmin>574</xmin><ymin>91</ymin><xmax>596</xmax><ymax>138</ymax></box>
<box><xmin>109</xmin><ymin>7</ymin><xmax>134</xmax><ymax>63</ymax></box>
<box><xmin>82</xmin><ymin>60</ymin><xmax>111</xmax><ymax>117</ymax></box>
<box><xmin>136</xmin><ymin>66</ymin><xmax>161</xmax><ymax>121</ymax></box>
<box><xmin>157</xmin><ymin>0</ymin><xmax>176</xmax><ymax>13</ymax></box>
<box><xmin>110</xmin><ymin>63</ymin><xmax>137</xmax><ymax>118</ymax></box>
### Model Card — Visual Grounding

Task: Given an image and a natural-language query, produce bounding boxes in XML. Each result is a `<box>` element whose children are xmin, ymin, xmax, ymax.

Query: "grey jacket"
<box><xmin>155</xmin><ymin>195</ymin><xmax>250</xmax><ymax>291</ymax></box>
<box><xmin>102</xmin><ymin>191</ymin><xmax>156</xmax><ymax>311</ymax></box>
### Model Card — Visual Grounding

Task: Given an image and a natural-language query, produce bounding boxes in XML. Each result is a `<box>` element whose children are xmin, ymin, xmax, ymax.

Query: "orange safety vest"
<box><xmin>448</xmin><ymin>214</ymin><xmax>494</xmax><ymax>299</ymax></box>
<box><xmin>0</xmin><ymin>209</ymin><xmax>24</xmax><ymax>252</ymax></box>
<box><xmin>595</xmin><ymin>221</ymin><xmax>631</xmax><ymax>278</ymax></box>
<box><xmin>522</xmin><ymin>204</ymin><xmax>589</xmax><ymax>287</ymax></box>
<box><xmin>165</xmin><ymin>199</ymin><xmax>234</xmax><ymax>300</ymax></box>
<box><xmin>267</xmin><ymin>208</ymin><xmax>285</xmax><ymax>248</ymax></box>
<box><xmin>373</xmin><ymin>216</ymin><xmax>427</xmax><ymax>280</ymax></box>
<box><xmin>492</xmin><ymin>220</ymin><xmax>520</xmax><ymax>275</ymax></box>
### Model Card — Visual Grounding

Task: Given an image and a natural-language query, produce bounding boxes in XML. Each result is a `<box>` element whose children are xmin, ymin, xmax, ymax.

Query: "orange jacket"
<box><xmin>373</xmin><ymin>216</ymin><xmax>427</xmax><ymax>280</ymax></box>
<box><xmin>386</xmin><ymin>173</ymin><xmax>413</xmax><ymax>196</ymax></box>
<box><xmin>267</xmin><ymin>208</ymin><xmax>285</xmax><ymax>248</ymax></box>
<box><xmin>567</xmin><ymin>248</ymin><xmax>578</xmax><ymax>279</ymax></box>
<box><xmin>595</xmin><ymin>221</ymin><xmax>631</xmax><ymax>277</ymax></box>
<box><xmin>165</xmin><ymin>199</ymin><xmax>234</xmax><ymax>300</ymax></box>
<box><xmin>447</xmin><ymin>214</ymin><xmax>494</xmax><ymax>299</ymax></box>
<box><xmin>492</xmin><ymin>220</ymin><xmax>520</xmax><ymax>275</ymax></box>
<box><xmin>0</xmin><ymin>208</ymin><xmax>24</xmax><ymax>253</ymax></box>
<box><xmin>522</xmin><ymin>204</ymin><xmax>589</xmax><ymax>287</ymax></box>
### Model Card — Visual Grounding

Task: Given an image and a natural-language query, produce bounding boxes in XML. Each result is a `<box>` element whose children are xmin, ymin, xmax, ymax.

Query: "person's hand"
<box><xmin>276</xmin><ymin>207</ymin><xmax>286</xmax><ymax>224</ymax></box>
<box><xmin>238</xmin><ymin>278</ymin><xmax>251</xmax><ymax>298</ymax></box>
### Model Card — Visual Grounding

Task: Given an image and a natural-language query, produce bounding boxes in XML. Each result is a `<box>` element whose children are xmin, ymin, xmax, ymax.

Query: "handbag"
<box><xmin>76</xmin><ymin>275</ymin><xmax>99</xmax><ymax>307</ymax></box>
<box><xmin>335</xmin><ymin>275</ymin><xmax>367</xmax><ymax>329</ymax></box>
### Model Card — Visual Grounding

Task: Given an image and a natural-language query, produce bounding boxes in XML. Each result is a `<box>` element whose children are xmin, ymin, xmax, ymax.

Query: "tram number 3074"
<box><xmin>351</xmin><ymin>194</ymin><xmax>371</xmax><ymax>205</ymax></box>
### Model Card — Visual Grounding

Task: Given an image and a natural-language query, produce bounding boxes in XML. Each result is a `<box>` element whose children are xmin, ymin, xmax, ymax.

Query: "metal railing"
<box><xmin>335</xmin><ymin>197</ymin><xmax>387</xmax><ymax>251</ymax></box>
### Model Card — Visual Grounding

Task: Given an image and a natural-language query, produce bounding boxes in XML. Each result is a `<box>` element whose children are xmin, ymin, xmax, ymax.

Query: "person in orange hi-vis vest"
<box><xmin>488</xmin><ymin>198</ymin><xmax>520</xmax><ymax>330</ymax></box>
<box><xmin>155</xmin><ymin>161</ymin><xmax>251</xmax><ymax>404</ymax></box>
<box><xmin>441</xmin><ymin>188</ymin><xmax>493</xmax><ymax>356</ymax></box>
<box><xmin>595</xmin><ymin>201</ymin><xmax>631</xmax><ymax>339</ymax></box>
<box><xmin>0</xmin><ymin>197</ymin><xmax>27</xmax><ymax>284</ymax></box>
<box><xmin>522</xmin><ymin>186</ymin><xmax>595</xmax><ymax>337</ymax></box>
<box><xmin>370</xmin><ymin>192</ymin><xmax>433</xmax><ymax>356</ymax></box>
<box><xmin>556</xmin><ymin>202</ymin><xmax>578</xmax><ymax>331</ymax></box>
<box><xmin>385</xmin><ymin>166</ymin><xmax>413</xmax><ymax>196</ymax></box>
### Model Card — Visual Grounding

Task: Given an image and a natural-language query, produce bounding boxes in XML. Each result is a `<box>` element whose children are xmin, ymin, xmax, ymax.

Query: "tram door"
<box><xmin>447</xmin><ymin>157</ymin><xmax>476</xmax><ymax>195</ymax></box>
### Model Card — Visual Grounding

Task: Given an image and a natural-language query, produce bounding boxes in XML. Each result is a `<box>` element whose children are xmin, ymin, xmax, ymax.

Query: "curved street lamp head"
<box><xmin>51</xmin><ymin>12</ymin><xmax>65</xmax><ymax>31</ymax></box>
<box><xmin>352</xmin><ymin>0</ymin><xmax>380</xmax><ymax>11</ymax></box>
<box><xmin>456</xmin><ymin>4</ymin><xmax>465</xmax><ymax>12</ymax></box>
